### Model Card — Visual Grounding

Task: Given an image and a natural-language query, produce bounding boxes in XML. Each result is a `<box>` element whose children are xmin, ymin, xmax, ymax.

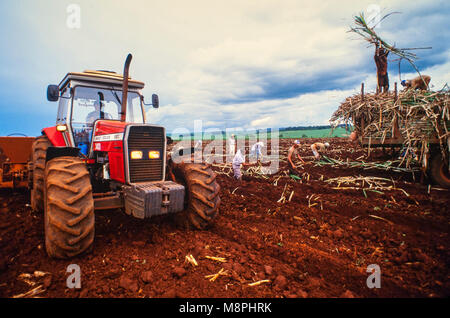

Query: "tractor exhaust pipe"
<box><xmin>120</xmin><ymin>53</ymin><xmax>133</xmax><ymax>122</ymax></box>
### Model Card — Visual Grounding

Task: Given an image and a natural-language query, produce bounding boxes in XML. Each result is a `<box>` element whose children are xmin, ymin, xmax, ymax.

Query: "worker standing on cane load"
<box><xmin>374</xmin><ymin>41</ymin><xmax>389</xmax><ymax>93</ymax></box>
<box><xmin>250</xmin><ymin>141</ymin><xmax>264</xmax><ymax>162</ymax></box>
<box><xmin>229</xmin><ymin>134</ymin><xmax>236</xmax><ymax>156</ymax></box>
<box><xmin>311</xmin><ymin>142</ymin><xmax>330</xmax><ymax>160</ymax></box>
<box><xmin>287</xmin><ymin>140</ymin><xmax>305</xmax><ymax>175</ymax></box>
<box><xmin>232</xmin><ymin>149</ymin><xmax>247</xmax><ymax>180</ymax></box>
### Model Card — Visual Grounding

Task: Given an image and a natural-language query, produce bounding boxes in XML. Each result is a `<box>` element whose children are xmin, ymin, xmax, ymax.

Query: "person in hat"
<box><xmin>250</xmin><ymin>141</ymin><xmax>265</xmax><ymax>162</ymax></box>
<box><xmin>228</xmin><ymin>134</ymin><xmax>236</xmax><ymax>156</ymax></box>
<box><xmin>287</xmin><ymin>140</ymin><xmax>305</xmax><ymax>174</ymax></box>
<box><xmin>194</xmin><ymin>139</ymin><xmax>202</xmax><ymax>150</ymax></box>
<box><xmin>193</xmin><ymin>139</ymin><xmax>203</xmax><ymax>162</ymax></box>
<box><xmin>311</xmin><ymin>142</ymin><xmax>330</xmax><ymax>160</ymax></box>
<box><xmin>349</xmin><ymin>131</ymin><xmax>359</xmax><ymax>144</ymax></box>
<box><xmin>401</xmin><ymin>75</ymin><xmax>431</xmax><ymax>90</ymax></box>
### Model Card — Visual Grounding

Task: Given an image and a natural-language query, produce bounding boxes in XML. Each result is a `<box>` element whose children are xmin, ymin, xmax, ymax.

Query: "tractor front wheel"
<box><xmin>44</xmin><ymin>156</ymin><xmax>95</xmax><ymax>258</ymax></box>
<box><xmin>429</xmin><ymin>152</ymin><xmax>450</xmax><ymax>188</ymax></box>
<box><xmin>172</xmin><ymin>162</ymin><xmax>220</xmax><ymax>229</ymax></box>
<box><xmin>31</xmin><ymin>135</ymin><xmax>51</xmax><ymax>212</ymax></box>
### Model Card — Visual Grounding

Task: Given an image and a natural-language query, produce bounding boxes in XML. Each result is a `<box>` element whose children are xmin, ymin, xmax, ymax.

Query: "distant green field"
<box><xmin>170</xmin><ymin>127</ymin><xmax>351</xmax><ymax>141</ymax></box>
<box><xmin>278</xmin><ymin>127</ymin><xmax>350</xmax><ymax>139</ymax></box>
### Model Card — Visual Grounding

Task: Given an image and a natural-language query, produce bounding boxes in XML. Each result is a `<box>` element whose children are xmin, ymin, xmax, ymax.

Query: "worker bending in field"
<box><xmin>287</xmin><ymin>140</ymin><xmax>305</xmax><ymax>175</ymax></box>
<box><xmin>250</xmin><ymin>141</ymin><xmax>264</xmax><ymax>162</ymax></box>
<box><xmin>311</xmin><ymin>142</ymin><xmax>330</xmax><ymax>160</ymax></box>
<box><xmin>401</xmin><ymin>75</ymin><xmax>431</xmax><ymax>90</ymax></box>
<box><xmin>232</xmin><ymin>149</ymin><xmax>248</xmax><ymax>180</ymax></box>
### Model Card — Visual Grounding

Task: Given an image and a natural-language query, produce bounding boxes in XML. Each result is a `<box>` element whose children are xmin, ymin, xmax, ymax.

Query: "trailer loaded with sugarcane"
<box><xmin>329</xmin><ymin>12</ymin><xmax>450</xmax><ymax>188</ymax></box>
<box><xmin>331</xmin><ymin>87</ymin><xmax>450</xmax><ymax>188</ymax></box>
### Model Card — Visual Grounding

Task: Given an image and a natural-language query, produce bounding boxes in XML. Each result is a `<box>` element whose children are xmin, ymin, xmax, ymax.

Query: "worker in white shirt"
<box><xmin>228</xmin><ymin>134</ymin><xmax>236</xmax><ymax>156</ymax></box>
<box><xmin>193</xmin><ymin>139</ymin><xmax>202</xmax><ymax>162</ymax></box>
<box><xmin>232</xmin><ymin>149</ymin><xmax>248</xmax><ymax>180</ymax></box>
<box><xmin>311</xmin><ymin>142</ymin><xmax>330</xmax><ymax>160</ymax></box>
<box><xmin>194</xmin><ymin>140</ymin><xmax>202</xmax><ymax>150</ymax></box>
<box><xmin>250</xmin><ymin>141</ymin><xmax>264</xmax><ymax>162</ymax></box>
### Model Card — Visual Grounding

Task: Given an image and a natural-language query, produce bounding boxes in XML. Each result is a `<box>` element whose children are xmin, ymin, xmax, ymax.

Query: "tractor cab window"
<box><xmin>71</xmin><ymin>86</ymin><xmax>144</xmax><ymax>154</ymax></box>
<box><xmin>56</xmin><ymin>87</ymin><xmax>70</xmax><ymax>124</ymax></box>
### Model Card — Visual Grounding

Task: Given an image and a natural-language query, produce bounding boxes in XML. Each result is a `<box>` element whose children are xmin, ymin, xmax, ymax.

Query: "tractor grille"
<box><xmin>127</xmin><ymin>125</ymin><xmax>165</xmax><ymax>183</ymax></box>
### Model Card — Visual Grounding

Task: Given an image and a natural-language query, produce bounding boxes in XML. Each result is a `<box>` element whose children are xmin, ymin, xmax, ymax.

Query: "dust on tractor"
<box><xmin>18</xmin><ymin>54</ymin><xmax>220</xmax><ymax>258</ymax></box>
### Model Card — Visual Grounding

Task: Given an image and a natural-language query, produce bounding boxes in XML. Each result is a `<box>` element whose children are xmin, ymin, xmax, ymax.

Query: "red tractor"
<box><xmin>31</xmin><ymin>54</ymin><xmax>220</xmax><ymax>258</ymax></box>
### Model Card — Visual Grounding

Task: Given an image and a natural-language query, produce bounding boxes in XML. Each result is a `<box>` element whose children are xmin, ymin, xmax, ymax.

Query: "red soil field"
<box><xmin>0</xmin><ymin>138</ymin><xmax>448</xmax><ymax>298</ymax></box>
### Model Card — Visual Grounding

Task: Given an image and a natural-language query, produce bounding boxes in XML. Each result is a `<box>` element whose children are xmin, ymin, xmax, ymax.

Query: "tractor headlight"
<box><xmin>148</xmin><ymin>151</ymin><xmax>160</xmax><ymax>159</ymax></box>
<box><xmin>130</xmin><ymin>151</ymin><xmax>143</xmax><ymax>159</ymax></box>
<box><xmin>56</xmin><ymin>125</ymin><xmax>67</xmax><ymax>132</ymax></box>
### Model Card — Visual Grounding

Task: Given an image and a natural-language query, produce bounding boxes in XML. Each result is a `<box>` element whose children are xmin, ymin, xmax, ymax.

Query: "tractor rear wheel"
<box><xmin>172</xmin><ymin>162</ymin><xmax>220</xmax><ymax>229</ymax></box>
<box><xmin>31</xmin><ymin>135</ymin><xmax>51</xmax><ymax>212</ymax></box>
<box><xmin>44</xmin><ymin>156</ymin><xmax>95</xmax><ymax>258</ymax></box>
<box><xmin>429</xmin><ymin>152</ymin><xmax>450</xmax><ymax>188</ymax></box>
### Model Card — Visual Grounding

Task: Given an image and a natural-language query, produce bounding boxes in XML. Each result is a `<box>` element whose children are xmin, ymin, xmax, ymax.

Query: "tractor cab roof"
<box><xmin>58</xmin><ymin>70</ymin><xmax>145</xmax><ymax>90</ymax></box>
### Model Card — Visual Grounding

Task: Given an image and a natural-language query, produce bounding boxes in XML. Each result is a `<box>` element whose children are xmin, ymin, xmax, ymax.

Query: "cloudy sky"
<box><xmin>0</xmin><ymin>0</ymin><xmax>449</xmax><ymax>136</ymax></box>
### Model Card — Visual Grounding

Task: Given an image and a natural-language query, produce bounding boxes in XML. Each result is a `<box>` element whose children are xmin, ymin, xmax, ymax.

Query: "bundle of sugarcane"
<box><xmin>349</xmin><ymin>12</ymin><xmax>434</xmax><ymax>83</ymax></box>
<box><xmin>324</xmin><ymin>175</ymin><xmax>413</xmax><ymax>198</ymax></box>
<box><xmin>330</xmin><ymin>91</ymin><xmax>400</xmax><ymax>140</ymax></box>
<box><xmin>211</xmin><ymin>163</ymin><xmax>233</xmax><ymax>177</ymax></box>
<box><xmin>244</xmin><ymin>165</ymin><xmax>270</xmax><ymax>179</ymax></box>
<box><xmin>325</xmin><ymin>175</ymin><xmax>393</xmax><ymax>188</ymax></box>
<box><xmin>316</xmin><ymin>155</ymin><xmax>420</xmax><ymax>173</ymax></box>
<box><xmin>349</xmin><ymin>12</ymin><xmax>418</xmax><ymax>61</ymax></box>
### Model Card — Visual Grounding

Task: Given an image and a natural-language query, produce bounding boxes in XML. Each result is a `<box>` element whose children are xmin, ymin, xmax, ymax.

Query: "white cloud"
<box><xmin>251</xmin><ymin>117</ymin><xmax>273</xmax><ymax>129</ymax></box>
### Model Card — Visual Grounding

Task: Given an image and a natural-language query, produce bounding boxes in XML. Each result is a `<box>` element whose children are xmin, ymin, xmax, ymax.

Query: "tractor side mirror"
<box><xmin>142</xmin><ymin>94</ymin><xmax>159</xmax><ymax>108</ymax></box>
<box><xmin>47</xmin><ymin>85</ymin><xmax>59</xmax><ymax>102</ymax></box>
<box><xmin>152</xmin><ymin>94</ymin><xmax>159</xmax><ymax>108</ymax></box>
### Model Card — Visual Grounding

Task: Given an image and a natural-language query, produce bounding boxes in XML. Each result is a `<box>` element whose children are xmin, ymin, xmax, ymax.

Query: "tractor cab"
<box><xmin>48</xmin><ymin>70</ymin><xmax>153</xmax><ymax>155</ymax></box>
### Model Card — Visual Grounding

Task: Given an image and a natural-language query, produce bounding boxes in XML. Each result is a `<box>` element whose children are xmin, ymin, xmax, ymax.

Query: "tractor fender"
<box><xmin>42</xmin><ymin>127</ymin><xmax>66</xmax><ymax>147</ymax></box>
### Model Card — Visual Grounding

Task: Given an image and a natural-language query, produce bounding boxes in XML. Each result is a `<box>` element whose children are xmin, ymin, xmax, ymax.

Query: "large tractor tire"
<box><xmin>44</xmin><ymin>156</ymin><xmax>95</xmax><ymax>258</ymax></box>
<box><xmin>31</xmin><ymin>135</ymin><xmax>51</xmax><ymax>212</ymax></box>
<box><xmin>172</xmin><ymin>162</ymin><xmax>220</xmax><ymax>229</ymax></box>
<box><xmin>429</xmin><ymin>152</ymin><xmax>450</xmax><ymax>188</ymax></box>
